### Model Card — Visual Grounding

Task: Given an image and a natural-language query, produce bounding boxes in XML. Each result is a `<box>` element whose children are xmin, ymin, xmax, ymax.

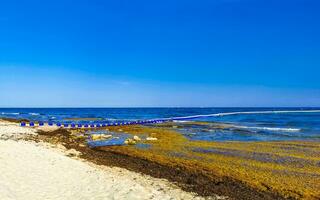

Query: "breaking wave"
<box><xmin>29</xmin><ymin>113</ymin><xmax>40</xmax><ymax>116</ymax></box>
<box><xmin>1</xmin><ymin>112</ymin><xmax>20</xmax><ymax>115</ymax></box>
<box><xmin>168</xmin><ymin>110</ymin><xmax>320</xmax><ymax>120</ymax></box>
<box><xmin>231</xmin><ymin>125</ymin><xmax>301</xmax><ymax>132</ymax></box>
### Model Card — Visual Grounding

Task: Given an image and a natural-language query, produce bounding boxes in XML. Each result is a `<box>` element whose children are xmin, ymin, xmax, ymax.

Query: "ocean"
<box><xmin>1</xmin><ymin>107</ymin><xmax>319</xmax><ymax>142</ymax></box>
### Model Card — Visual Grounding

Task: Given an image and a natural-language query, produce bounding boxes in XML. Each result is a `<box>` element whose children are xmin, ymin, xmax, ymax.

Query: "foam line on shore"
<box><xmin>230</xmin><ymin>125</ymin><xmax>301</xmax><ymax>132</ymax></box>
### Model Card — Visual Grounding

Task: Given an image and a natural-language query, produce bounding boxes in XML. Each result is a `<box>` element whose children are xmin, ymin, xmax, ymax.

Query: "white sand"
<box><xmin>0</xmin><ymin>120</ymin><xmax>222</xmax><ymax>200</ymax></box>
<box><xmin>0</xmin><ymin>121</ymin><xmax>36</xmax><ymax>140</ymax></box>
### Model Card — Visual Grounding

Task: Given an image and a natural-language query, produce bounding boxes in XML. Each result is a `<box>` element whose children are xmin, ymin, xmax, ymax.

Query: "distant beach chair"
<box><xmin>102</xmin><ymin>124</ymin><xmax>106</xmax><ymax>127</ymax></box>
<box><xmin>90</xmin><ymin>124</ymin><xmax>95</xmax><ymax>128</ymax></box>
<box><xmin>84</xmin><ymin>124</ymin><xmax>89</xmax><ymax>128</ymax></box>
<box><xmin>96</xmin><ymin>124</ymin><xmax>101</xmax><ymax>127</ymax></box>
<box><xmin>48</xmin><ymin>122</ymin><xmax>53</xmax><ymax>126</ymax></box>
<box><xmin>64</xmin><ymin>124</ymin><xmax>69</xmax><ymax>128</ymax></box>
<box><xmin>21</xmin><ymin>122</ymin><xmax>26</xmax><ymax>127</ymax></box>
<box><xmin>39</xmin><ymin>122</ymin><xmax>44</xmax><ymax>126</ymax></box>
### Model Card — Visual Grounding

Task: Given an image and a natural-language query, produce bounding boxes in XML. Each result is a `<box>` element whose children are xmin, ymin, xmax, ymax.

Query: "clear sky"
<box><xmin>0</xmin><ymin>0</ymin><xmax>319</xmax><ymax>107</ymax></box>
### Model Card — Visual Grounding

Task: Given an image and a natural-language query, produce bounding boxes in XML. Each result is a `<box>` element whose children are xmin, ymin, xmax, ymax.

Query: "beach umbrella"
<box><xmin>29</xmin><ymin>122</ymin><xmax>35</xmax><ymax>127</ymax></box>
<box><xmin>84</xmin><ymin>124</ymin><xmax>89</xmax><ymax>128</ymax></box>
<box><xmin>39</xmin><ymin>122</ymin><xmax>44</xmax><ymax>126</ymax></box>
<box><xmin>64</xmin><ymin>124</ymin><xmax>69</xmax><ymax>128</ymax></box>
<box><xmin>102</xmin><ymin>124</ymin><xmax>106</xmax><ymax>127</ymax></box>
<box><xmin>71</xmin><ymin>124</ymin><xmax>76</xmax><ymax>128</ymax></box>
<box><xmin>21</xmin><ymin>122</ymin><xmax>26</xmax><ymax>127</ymax></box>
<box><xmin>96</xmin><ymin>124</ymin><xmax>101</xmax><ymax>127</ymax></box>
<box><xmin>57</xmin><ymin>123</ymin><xmax>61</xmax><ymax>127</ymax></box>
<box><xmin>77</xmin><ymin>124</ymin><xmax>82</xmax><ymax>128</ymax></box>
<box><xmin>48</xmin><ymin>122</ymin><xmax>53</xmax><ymax>126</ymax></box>
<box><xmin>90</xmin><ymin>124</ymin><xmax>95</xmax><ymax>128</ymax></box>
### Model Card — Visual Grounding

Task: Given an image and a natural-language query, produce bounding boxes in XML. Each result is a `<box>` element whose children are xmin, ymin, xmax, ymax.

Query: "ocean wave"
<box><xmin>173</xmin><ymin>120</ymin><xmax>190</xmax><ymax>123</ymax></box>
<box><xmin>29</xmin><ymin>113</ymin><xmax>40</xmax><ymax>116</ymax></box>
<box><xmin>231</xmin><ymin>125</ymin><xmax>300</xmax><ymax>132</ymax></box>
<box><xmin>1</xmin><ymin>112</ymin><xmax>20</xmax><ymax>115</ymax></box>
<box><xmin>168</xmin><ymin>110</ymin><xmax>320</xmax><ymax>120</ymax></box>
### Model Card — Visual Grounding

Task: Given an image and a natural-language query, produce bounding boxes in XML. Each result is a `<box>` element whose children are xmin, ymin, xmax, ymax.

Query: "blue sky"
<box><xmin>0</xmin><ymin>0</ymin><xmax>319</xmax><ymax>107</ymax></box>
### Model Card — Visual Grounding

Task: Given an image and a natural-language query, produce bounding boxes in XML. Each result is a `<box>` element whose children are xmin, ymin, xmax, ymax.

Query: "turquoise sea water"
<box><xmin>1</xmin><ymin>108</ymin><xmax>319</xmax><ymax>142</ymax></box>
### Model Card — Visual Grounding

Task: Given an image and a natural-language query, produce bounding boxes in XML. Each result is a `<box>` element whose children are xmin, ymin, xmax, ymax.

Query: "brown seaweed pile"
<box><xmin>33</xmin><ymin>121</ymin><xmax>320</xmax><ymax>199</ymax></box>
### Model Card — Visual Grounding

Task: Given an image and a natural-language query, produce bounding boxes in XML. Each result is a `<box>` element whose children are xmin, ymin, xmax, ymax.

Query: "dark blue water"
<box><xmin>1</xmin><ymin>108</ymin><xmax>319</xmax><ymax>142</ymax></box>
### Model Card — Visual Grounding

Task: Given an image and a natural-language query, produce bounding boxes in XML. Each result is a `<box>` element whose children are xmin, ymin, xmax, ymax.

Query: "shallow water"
<box><xmin>1</xmin><ymin>107</ymin><xmax>319</xmax><ymax>142</ymax></box>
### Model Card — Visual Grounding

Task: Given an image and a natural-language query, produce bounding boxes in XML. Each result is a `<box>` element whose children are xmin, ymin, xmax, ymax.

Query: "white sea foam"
<box><xmin>231</xmin><ymin>125</ymin><xmax>300</xmax><ymax>132</ymax></box>
<box><xmin>173</xmin><ymin>120</ymin><xmax>190</xmax><ymax>123</ymax></box>
<box><xmin>167</xmin><ymin>110</ymin><xmax>320</xmax><ymax>120</ymax></box>
<box><xmin>1</xmin><ymin>112</ymin><xmax>20</xmax><ymax>115</ymax></box>
<box><xmin>29</xmin><ymin>113</ymin><xmax>40</xmax><ymax>116</ymax></box>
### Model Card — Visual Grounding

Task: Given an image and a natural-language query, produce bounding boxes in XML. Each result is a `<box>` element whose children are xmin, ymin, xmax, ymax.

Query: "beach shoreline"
<box><xmin>1</xmin><ymin>118</ymin><xmax>320</xmax><ymax>199</ymax></box>
<box><xmin>0</xmin><ymin>119</ymin><xmax>220</xmax><ymax>200</ymax></box>
<box><xmin>34</xmin><ymin>128</ymin><xmax>284</xmax><ymax>200</ymax></box>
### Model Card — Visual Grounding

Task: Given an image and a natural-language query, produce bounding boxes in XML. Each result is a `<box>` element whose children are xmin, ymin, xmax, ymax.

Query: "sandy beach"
<box><xmin>2</xmin><ymin>117</ymin><xmax>320</xmax><ymax>200</ymax></box>
<box><xmin>0</xmin><ymin>120</ymin><xmax>218</xmax><ymax>200</ymax></box>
